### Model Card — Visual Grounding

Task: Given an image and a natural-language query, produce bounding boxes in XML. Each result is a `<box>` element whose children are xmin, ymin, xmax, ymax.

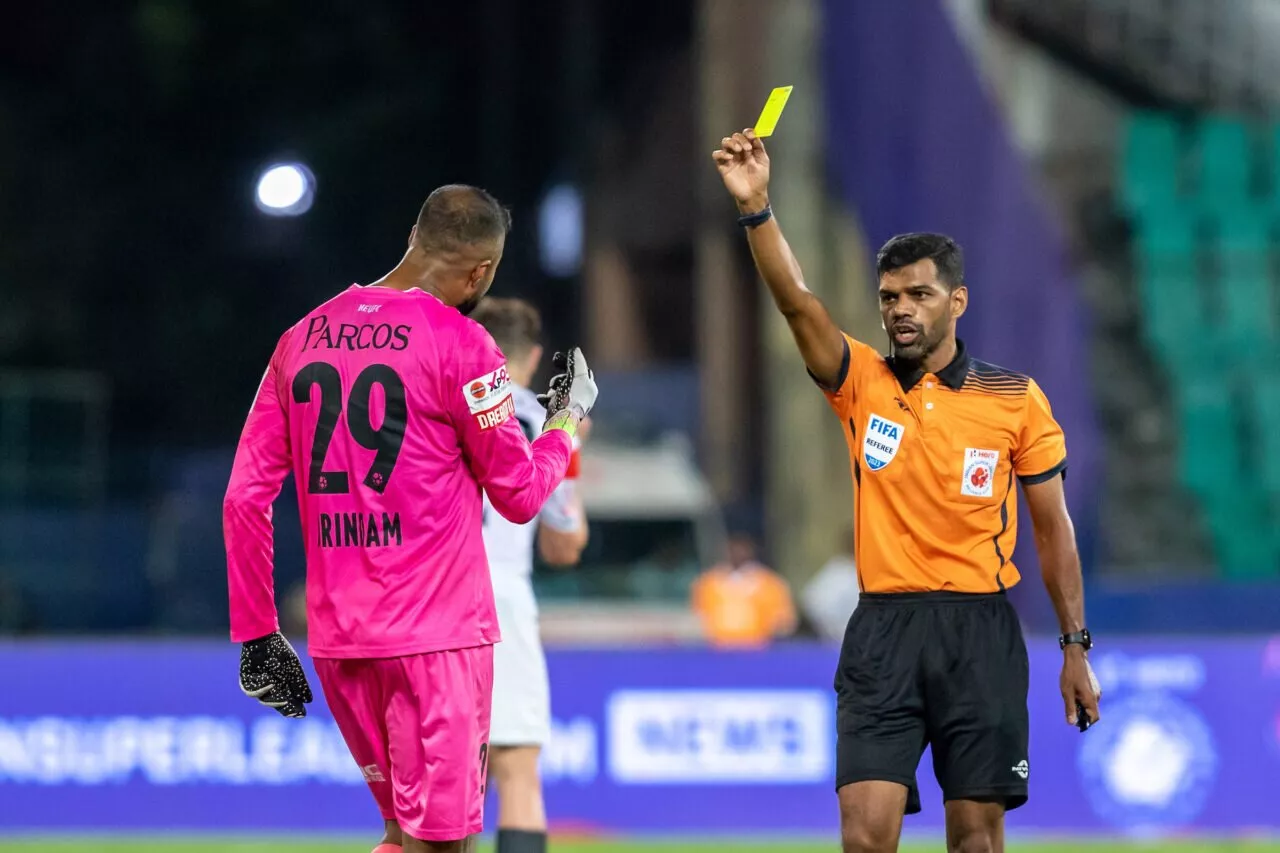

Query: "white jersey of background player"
<box><xmin>472</xmin><ymin>298</ymin><xmax>588</xmax><ymax>853</ymax></box>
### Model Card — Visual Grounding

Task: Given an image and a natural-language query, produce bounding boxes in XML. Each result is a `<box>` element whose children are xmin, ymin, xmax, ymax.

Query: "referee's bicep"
<box><xmin>1015</xmin><ymin>379</ymin><xmax>1067</xmax><ymax>483</ymax></box>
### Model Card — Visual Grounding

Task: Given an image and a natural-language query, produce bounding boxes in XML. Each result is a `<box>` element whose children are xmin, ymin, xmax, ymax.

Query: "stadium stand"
<box><xmin>1120</xmin><ymin>110</ymin><xmax>1280</xmax><ymax>576</ymax></box>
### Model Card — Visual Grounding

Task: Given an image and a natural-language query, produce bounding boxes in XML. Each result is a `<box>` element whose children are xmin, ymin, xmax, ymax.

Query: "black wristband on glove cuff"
<box><xmin>737</xmin><ymin>205</ymin><xmax>773</xmax><ymax>228</ymax></box>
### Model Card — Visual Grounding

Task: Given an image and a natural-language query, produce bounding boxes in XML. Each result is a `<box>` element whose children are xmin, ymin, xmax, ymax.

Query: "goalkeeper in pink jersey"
<box><xmin>223</xmin><ymin>184</ymin><xmax>598</xmax><ymax>853</ymax></box>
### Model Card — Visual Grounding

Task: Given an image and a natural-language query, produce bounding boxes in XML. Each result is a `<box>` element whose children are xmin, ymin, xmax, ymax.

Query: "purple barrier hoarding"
<box><xmin>1</xmin><ymin>639</ymin><xmax>1278</xmax><ymax>835</ymax></box>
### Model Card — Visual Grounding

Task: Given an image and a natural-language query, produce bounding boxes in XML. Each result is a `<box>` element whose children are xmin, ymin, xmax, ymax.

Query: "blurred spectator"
<box><xmin>691</xmin><ymin>533</ymin><xmax>796</xmax><ymax>648</ymax></box>
<box><xmin>800</xmin><ymin>527</ymin><xmax>860</xmax><ymax>643</ymax></box>
<box><xmin>628</xmin><ymin>538</ymin><xmax>701</xmax><ymax>601</ymax></box>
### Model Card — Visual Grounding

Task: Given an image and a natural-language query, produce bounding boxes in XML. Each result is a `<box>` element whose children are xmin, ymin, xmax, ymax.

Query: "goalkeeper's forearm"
<box><xmin>737</xmin><ymin>195</ymin><xmax>846</xmax><ymax>386</ymax></box>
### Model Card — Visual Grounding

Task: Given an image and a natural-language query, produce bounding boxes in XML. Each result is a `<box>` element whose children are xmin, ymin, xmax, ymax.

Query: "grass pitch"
<box><xmin>2</xmin><ymin>838</ymin><xmax>1280</xmax><ymax>853</ymax></box>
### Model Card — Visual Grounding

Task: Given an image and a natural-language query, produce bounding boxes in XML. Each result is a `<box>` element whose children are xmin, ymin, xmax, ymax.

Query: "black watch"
<box><xmin>1059</xmin><ymin>629</ymin><xmax>1092</xmax><ymax>651</ymax></box>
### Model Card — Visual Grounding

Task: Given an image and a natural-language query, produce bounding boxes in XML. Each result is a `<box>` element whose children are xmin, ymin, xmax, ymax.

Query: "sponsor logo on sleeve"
<box><xmin>474</xmin><ymin>395</ymin><xmax>516</xmax><ymax>431</ymax></box>
<box><xmin>463</xmin><ymin>365</ymin><xmax>514</xmax><ymax>429</ymax></box>
<box><xmin>961</xmin><ymin>448</ymin><xmax>999</xmax><ymax>498</ymax></box>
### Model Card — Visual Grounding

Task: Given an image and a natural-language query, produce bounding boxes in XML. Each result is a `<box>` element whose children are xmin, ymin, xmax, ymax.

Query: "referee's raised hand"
<box><xmin>1062</xmin><ymin>645</ymin><xmax>1101</xmax><ymax>730</ymax></box>
<box><xmin>713</xmin><ymin>128</ymin><xmax>771</xmax><ymax>211</ymax></box>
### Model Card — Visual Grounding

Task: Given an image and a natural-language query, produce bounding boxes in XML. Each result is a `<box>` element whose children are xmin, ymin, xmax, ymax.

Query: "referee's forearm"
<box><xmin>738</xmin><ymin>201</ymin><xmax>811</xmax><ymax>317</ymax></box>
<box><xmin>739</xmin><ymin>203</ymin><xmax>845</xmax><ymax>385</ymax></box>
<box><xmin>1036</xmin><ymin>523</ymin><xmax>1086</xmax><ymax>635</ymax></box>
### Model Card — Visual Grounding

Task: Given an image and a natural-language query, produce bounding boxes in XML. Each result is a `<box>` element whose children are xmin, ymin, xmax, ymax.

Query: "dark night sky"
<box><xmin>0</xmin><ymin>2</ymin><xmax>690</xmax><ymax>466</ymax></box>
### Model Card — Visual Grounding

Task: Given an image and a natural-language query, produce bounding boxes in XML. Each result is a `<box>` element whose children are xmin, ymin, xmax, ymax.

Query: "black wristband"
<box><xmin>1059</xmin><ymin>629</ymin><xmax>1092</xmax><ymax>651</ymax></box>
<box><xmin>737</xmin><ymin>205</ymin><xmax>773</xmax><ymax>228</ymax></box>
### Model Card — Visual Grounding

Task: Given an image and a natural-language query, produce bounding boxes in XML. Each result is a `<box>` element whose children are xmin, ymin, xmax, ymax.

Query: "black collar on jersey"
<box><xmin>886</xmin><ymin>338</ymin><xmax>971</xmax><ymax>391</ymax></box>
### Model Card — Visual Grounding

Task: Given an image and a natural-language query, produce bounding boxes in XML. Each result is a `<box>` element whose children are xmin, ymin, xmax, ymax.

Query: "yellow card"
<box><xmin>753</xmin><ymin>86</ymin><xmax>794</xmax><ymax>138</ymax></box>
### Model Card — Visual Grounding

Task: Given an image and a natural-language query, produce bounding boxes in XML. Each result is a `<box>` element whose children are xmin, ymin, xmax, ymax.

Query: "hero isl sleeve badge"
<box><xmin>464</xmin><ymin>364</ymin><xmax>516</xmax><ymax>430</ymax></box>
<box><xmin>961</xmin><ymin>448</ymin><xmax>999</xmax><ymax>498</ymax></box>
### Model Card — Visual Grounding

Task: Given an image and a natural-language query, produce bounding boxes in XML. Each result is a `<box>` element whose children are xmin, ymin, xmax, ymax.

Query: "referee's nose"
<box><xmin>890</xmin><ymin>304</ymin><xmax>917</xmax><ymax>324</ymax></box>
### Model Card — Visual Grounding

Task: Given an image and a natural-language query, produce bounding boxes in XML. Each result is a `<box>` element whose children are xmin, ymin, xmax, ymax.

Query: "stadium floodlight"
<box><xmin>254</xmin><ymin>162</ymin><xmax>316</xmax><ymax>217</ymax></box>
<box><xmin>538</xmin><ymin>182</ymin><xmax>583</xmax><ymax>277</ymax></box>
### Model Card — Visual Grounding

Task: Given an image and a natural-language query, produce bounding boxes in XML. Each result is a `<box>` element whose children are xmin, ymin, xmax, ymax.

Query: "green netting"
<box><xmin>1209</xmin><ymin>497</ymin><xmax>1280</xmax><ymax>578</ymax></box>
<box><xmin>1195</xmin><ymin>117</ymin><xmax>1254</xmax><ymax>210</ymax></box>
<box><xmin>1140</xmin><ymin>268</ymin><xmax>1201</xmax><ymax>364</ymax></box>
<box><xmin>1175</xmin><ymin>378</ymin><xmax>1239</xmax><ymax>495</ymax></box>
<box><xmin>1133</xmin><ymin>210</ymin><xmax>1200</xmax><ymax>364</ymax></box>
<box><xmin>1120</xmin><ymin>113</ymin><xmax>1181</xmax><ymax>213</ymax></box>
<box><xmin>1253</xmin><ymin>376</ymin><xmax>1280</xmax><ymax>492</ymax></box>
<box><xmin>1123</xmin><ymin>112</ymin><xmax>1280</xmax><ymax>579</ymax></box>
<box><xmin>1212</xmin><ymin>210</ymin><xmax>1276</xmax><ymax>340</ymax></box>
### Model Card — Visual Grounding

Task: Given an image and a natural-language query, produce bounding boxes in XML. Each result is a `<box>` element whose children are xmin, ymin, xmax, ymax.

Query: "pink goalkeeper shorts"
<box><xmin>314</xmin><ymin>645</ymin><xmax>494</xmax><ymax>841</ymax></box>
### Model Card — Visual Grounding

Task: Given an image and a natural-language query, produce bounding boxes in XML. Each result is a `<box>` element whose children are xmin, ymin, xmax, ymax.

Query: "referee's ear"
<box><xmin>950</xmin><ymin>284</ymin><xmax>969</xmax><ymax>320</ymax></box>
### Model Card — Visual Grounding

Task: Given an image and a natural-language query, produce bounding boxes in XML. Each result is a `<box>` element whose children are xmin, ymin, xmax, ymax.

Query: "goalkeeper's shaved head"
<box><xmin>415</xmin><ymin>184</ymin><xmax>511</xmax><ymax>259</ymax></box>
<box><xmin>402</xmin><ymin>183</ymin><xmax>512</xmax><ymax>316</ymax></box>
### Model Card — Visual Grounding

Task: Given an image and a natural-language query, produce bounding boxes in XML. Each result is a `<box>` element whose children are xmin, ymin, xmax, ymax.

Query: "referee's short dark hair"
<box><xmin>876</xmin><ymin>233</ymin><xmax>964</xmax><ymax>290</ymax></box>
<box><xmin>470</xmin><ymin>297</ymin><xmax>542</xmax><ymax>358</ymax></box>
<box><xmin>415</xmin><ymin>184</ymin><xmax>512</xmax><ymax>256</ymax></box>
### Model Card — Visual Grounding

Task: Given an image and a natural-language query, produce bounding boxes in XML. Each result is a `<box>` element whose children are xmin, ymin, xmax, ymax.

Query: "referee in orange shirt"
<box><xmin>714</xmin><ymin>130</ymin><xmax>1101</xmax><ymax>853</ymax></box>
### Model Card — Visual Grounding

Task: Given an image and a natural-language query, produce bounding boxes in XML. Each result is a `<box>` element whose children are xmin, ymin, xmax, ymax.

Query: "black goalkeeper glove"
<box><xmin>536</xmin><ymin>350</ymin><xmax>571</xmax><ymax>412</ymax></box>
<box><xmin>239</xmin><ymin>632</ymin><xmax>314</xmax><ymax>718</ymax></box>
<box><xmin>537</xmin><ymin>347</ymin><xmax>598</xmax><ymax>419</ymax></box>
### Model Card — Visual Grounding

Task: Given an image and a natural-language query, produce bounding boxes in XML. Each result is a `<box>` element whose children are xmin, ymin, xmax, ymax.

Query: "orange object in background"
<box><xmin>692</xmin><ymin>535</ymin><xmax>797</xmax><ymax>648</ymax></box>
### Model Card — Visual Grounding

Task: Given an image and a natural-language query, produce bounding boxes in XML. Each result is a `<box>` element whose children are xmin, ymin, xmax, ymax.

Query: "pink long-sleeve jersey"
<box><xmin>224</xmin><ymin>284</ymin><xmax>572</xmax><ymax>658</ymax></box>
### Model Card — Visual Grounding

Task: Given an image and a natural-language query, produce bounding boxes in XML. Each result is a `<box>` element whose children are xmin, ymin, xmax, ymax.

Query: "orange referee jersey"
<box><xmin>816</xmin><ymin>335</ymin><xmax>1067</xmax><ymax>594</ymax></box>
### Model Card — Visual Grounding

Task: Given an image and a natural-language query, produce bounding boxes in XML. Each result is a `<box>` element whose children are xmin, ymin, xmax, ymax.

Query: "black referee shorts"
<box><xmin>833</xmin><ymin>590</ymin><xmax>1030</xmax><ymax>814</ymax></box>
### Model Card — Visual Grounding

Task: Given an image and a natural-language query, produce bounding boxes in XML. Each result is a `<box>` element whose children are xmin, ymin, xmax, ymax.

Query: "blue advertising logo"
<box><xmin>0</xmin><ymin>715</ymin><xmax>360</xmax><ymax>786</ymax></box>
<box><xmin>540</xmin><ymin>716</ymin><xmax>598</xmax><ymax>784</ymax></box>
<box><xmin>0</xmin><ymin>641</ymin><xmax>1275</xmax><ymax>834</ymax></box>
<box><xmin>1078</xmin><ymin>692</ymin><xmax>1217</xmax><ymax>831</ymax></box>
<box><xmin>606</xmin><ymin>689</ymin><xmax>831</xmax><ymax>784</ymax></box>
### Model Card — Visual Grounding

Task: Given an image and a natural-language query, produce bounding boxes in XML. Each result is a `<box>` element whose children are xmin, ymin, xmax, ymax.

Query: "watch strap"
<box><xmin>1059</xmin><ymin>629</ymin><xmax>1092</xmax><ymax>650</ymax></box>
